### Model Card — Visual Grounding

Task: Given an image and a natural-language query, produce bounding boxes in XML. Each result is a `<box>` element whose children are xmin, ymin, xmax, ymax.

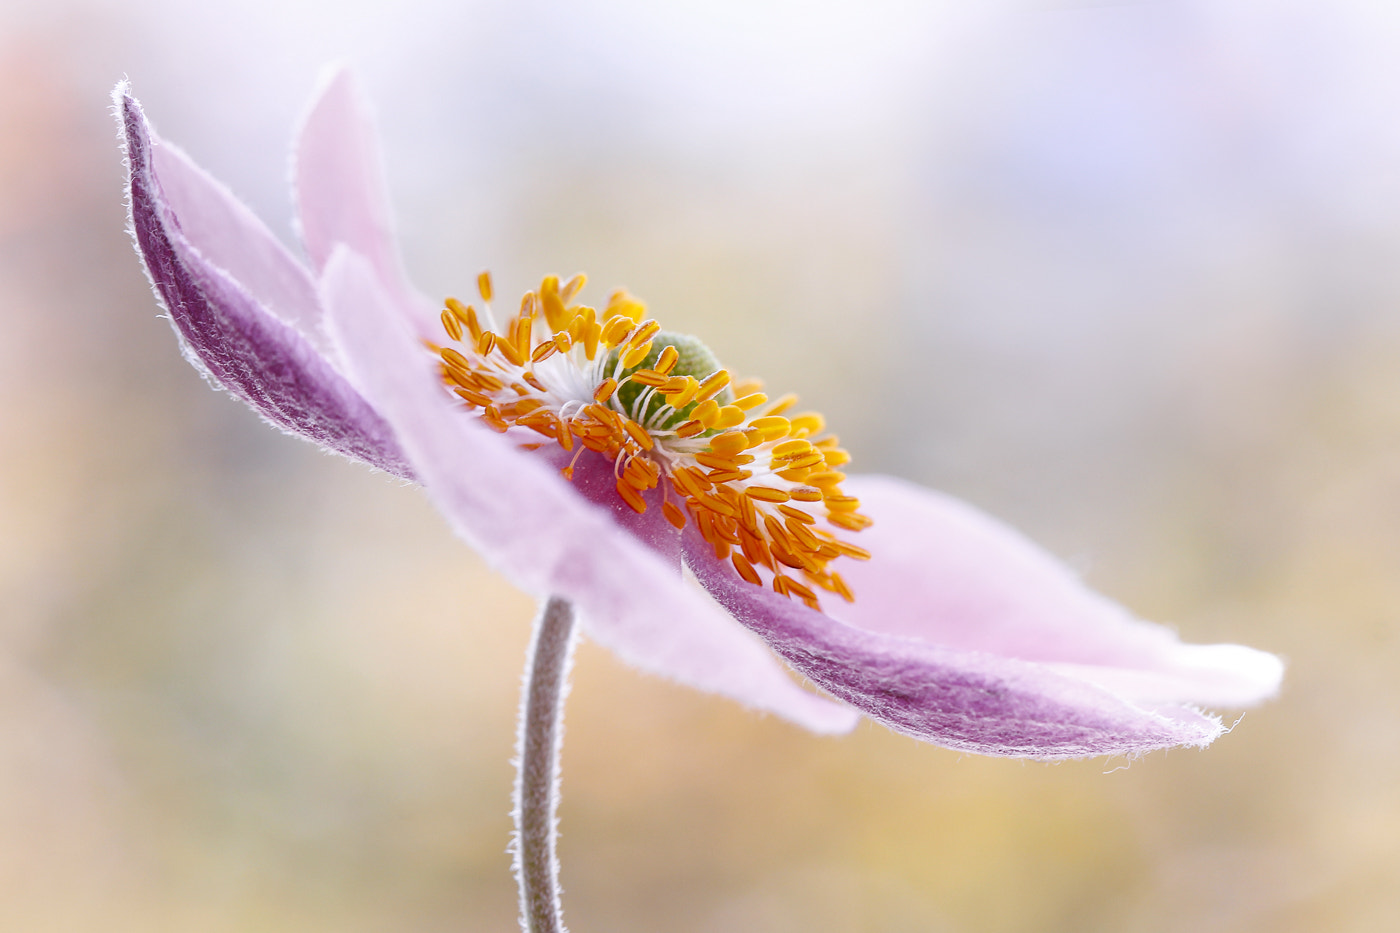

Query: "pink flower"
<box><xmin>116</xmin><ymin>72</ymin><xmax>1282</xmax><ymax>760</ymax></box>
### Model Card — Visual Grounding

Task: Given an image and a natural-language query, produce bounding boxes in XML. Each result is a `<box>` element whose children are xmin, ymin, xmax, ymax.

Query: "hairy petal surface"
<box><xmin>150</xmin><ymin>139</ymin><xmax>326</xmax><ymax>346</ymax></box>
<box><xmin>322</xmin><ymin>248</ymin><xmax>858</xmax><ymax>734</ymax></box>
<box><xmin>835</xmin><ymin>476</ymin><xmax>1284</xmax><ymax>706</ymax></box>
<box><xmin>682</xmin><ymin>531</ymin><xmax>1226</xmax><ymax>759</ymax></box>
<box><xmin>119</xmin><ymin>89</ymin><xmax>413</xmax><ymax>479</ymax></box>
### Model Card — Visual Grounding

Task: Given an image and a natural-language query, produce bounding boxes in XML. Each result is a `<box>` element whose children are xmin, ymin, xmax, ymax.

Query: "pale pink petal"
<box><xmin>681</xmin><ymin>531</ymin><xmax>1225</xmax><ymax>759</ymax></box>
<box><xmin>321</xmin><ymin>248</ymin><xmax>858</xmax><ymax>734</ymax></box>
<box><xmin>294</xmin><ymin>68</ymin><xmax>435</xmax><ymax>332</ymax></box>
<box><xmin>118</xmin><ymin>88</ymin><xmax>413</xmax><ymax>479</ymax></box>
<box><xmin>150</xmin><ymin>138</ymin><xmax>325</xmax><ymax>347</ymax></box>
<box><xmin>833</xmin><ymin>475</ymin><xmax>1284</xmax><ymax>706</ymax></box>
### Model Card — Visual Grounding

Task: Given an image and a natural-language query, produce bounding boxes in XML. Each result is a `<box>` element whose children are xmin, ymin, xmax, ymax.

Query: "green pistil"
<box><xmin>613</xmin><ymin>331</ymin><xmax>732</xmax><ymax>428</ymax></box>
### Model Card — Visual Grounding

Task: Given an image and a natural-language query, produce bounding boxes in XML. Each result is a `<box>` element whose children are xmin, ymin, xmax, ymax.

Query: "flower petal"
<box><xmin>149</xmin><ymin>136</ymin><xmax>326</xmax><ymax>347</ymax></box>
<box><xmin>834</xmin><ymin>475</ymin><xmax>1284</xmax><ymax>707</ymax></box>
<box><xmin>681</xmin><ymin>531</ymin><xmax>1226</xmax><ymax>759</ymax></box>
<box><xmin>320</xmin><ymin>248</ymin><xmax>859</xmax><ymax>734</ymax></box>
<box><xmin>118</xmin><ymin>88</ymin><xmax>413</xmax><ymax>479</ymax></box>
<box><xmin>294</xmin><ymin>68</ymin><xmax>433</xmax><ymax>330</ymax></box>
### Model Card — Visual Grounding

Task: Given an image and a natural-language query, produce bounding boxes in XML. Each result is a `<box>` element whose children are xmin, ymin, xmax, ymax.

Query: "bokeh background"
<box><xmin>3</xmin><ymin>0</ymin><xmax>1398</xmax><ymax>930</ymax></box>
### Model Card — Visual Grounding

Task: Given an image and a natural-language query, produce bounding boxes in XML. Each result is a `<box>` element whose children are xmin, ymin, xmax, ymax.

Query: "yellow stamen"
<box><xmin>620</xmin><ymin>341</ymin><xmax>654</xmax><ymax>369</ymax></box>
<box><xmin>434</xmin><ymin>271</ymin><xmax>869</xmax><ymax>611</ymax></box>
<box><xmin>733</xmin><ymin>392</ymin><xmax>768</xmax><ymax>411</ymax></box>
<box><xmin>731</xmin><ymin>553</ymin><xmax>762</xmax><ymax>586</ymax></box>
<box><xmin>616</xmin><ymin>479</ymin><xmax>647</xmax><ymax>514</ymax></box>
<box><xmin>749</xmin><ymin>416</ymin><xmax>791</xmax><ymax>439</ymax></box>
<box><xmin>771</xmin><ymin>439</ymin><xmax>813</xmax><ymax>459</ymax></box>
<box><xmin>655</xmin><ymin>345</ymin><xmax>680</xmax><ymax>375</ymax></box>
<box><xmin>766</xmin><ymin>393</ymin><xmax>799</xmax><ymax>415</ymax></box>
<box><xmin>694</xmin><ymin>370</ymin><xmax>731</xmax><ymax>403</ymax></box>
<box><xmin>540</xmin><ymin>275</ymin><xmax>568</xmax><ymax>331</ymax></box>
<box><xmin>663</xmin><ymin>376</ymin><xmax>700</xmax><ymax>409</ymax></box>
<box><xmin>623</xmin><ymin>420</ymin><xmax>655</xmax><ymax>451</ymax></box>
<box><xmin>708</xmin><ymin>432</ymin><xmax>748</xmax><ymax>456</ymax></box>
<box><xmin>824</xmin><ymin>495</ymin><xmax>862</xmax><ymax>512</ymax></box>
<box><xmin>600</xmin><ymin>316</ymin><xmax>633</xmax><ymax>348</ymax></box>
<box><xmin>593</xmin><ymin>378</ymin><xmax>618</xmax><ymax>403</ymax></box>
<box><xmin>440</xmin><ymin>308</ymin><xmax>463</xmax><ymax>341</ymax></box>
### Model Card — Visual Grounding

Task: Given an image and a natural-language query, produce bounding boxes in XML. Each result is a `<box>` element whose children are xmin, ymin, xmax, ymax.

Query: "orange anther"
<box><xmin>731</xmin><ymin>553</ymin><xmax>762</xmax><ymax>586</ymax></box>
<box><xmin>593</xmin><ymin>378</ymin><xmax>618</xmax><ymax>403</ymax></box>
<box><xmin>733</xmin><ymin>393</ymin><xmax>768</xmax><ymax>411</ymax></box>
<box><xmin>694</xmin><ymin>370</ymin><xmax>731</xmax><ymax>404</ymax></box>
<box><xmin>441</xmin><ymin>347</ymin><xmax>471</xmax><ymax>371</ymax></box>
<box><xmin>824</xmin><ymin>495</ymin><xmax>862</xmax><ymax>512</ymax></box>
<box><xmin>655</xmin><ymin>345</ymin><xmax>679</xmax><ymax>375</ymax></box>
<box><xmin>708</xmin><ymin>432</ymin><xmax>748</xmax><ymax>456</ymax></box>
<box><xmin>712</xmin><ymin>405</ymin><xmax>746</xmax><ymax>430</ymax></box>
<box><xmin>440</xmin><ymin>308</ymin><xmax>464</xmax><ymax>341</ymax></box>
<box><xmin>621</xmin><ymin>340</ymin><xmax>653</xmax><ymax>369</ymax></box>
<box><xmin>623</xmin><ymin>420</ymin><xmax>655</xmax><ymax>451</ymax></box>
<box><xmin>772</xmin><ymin>439</ymin><xmax>813</xmax><ymax>459</ymax></box>
<box><xmin>766</xmin><ymin>393</ymin><xmax>799</xmax><ymax>415</ymax></box>
<box><xmin>777</xmin><ymin>504</ymin><xmax>816</xmax><ymax>525</ymax></box>
<box><xmin>600</xmin><ymin>316</ymin><xmax>633</xmax><ymax>347</ymax></box>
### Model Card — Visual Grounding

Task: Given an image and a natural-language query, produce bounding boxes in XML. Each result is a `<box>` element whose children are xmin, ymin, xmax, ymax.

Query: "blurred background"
<box><xmin>2</xmin><ymin>0</ymin><xmax>1398</xmax><ymax>930</ymax></box>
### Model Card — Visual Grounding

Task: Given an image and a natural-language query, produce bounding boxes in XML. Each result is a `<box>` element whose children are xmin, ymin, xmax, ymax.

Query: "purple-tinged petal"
<box><xmin>118</xmin><ymin>88</ymin><xmax>413</xmax><ymax>479</ymax></box>
<box><xmin>150</xmin><ymin>139</ymin><xmax>326</xmax><ymax>347</ymax></box>
<box><xmin>321</xmin><ymin>248</ymin><xmax>858</xmax><ymax>734</ymax></box>
<box><xmin>834</xmin><ymin>475</ymin><xmax>1284</xmax><ymax>706</ymax></box>
<box><xmin>682</xmin><ymin>532</ymin><xmax>1225</xmax><ymax>759</ymax></box>
<box><xmin>294</xmin><ymin>68</ymin><xmax>434</xmax><ymax>330</ymax></box>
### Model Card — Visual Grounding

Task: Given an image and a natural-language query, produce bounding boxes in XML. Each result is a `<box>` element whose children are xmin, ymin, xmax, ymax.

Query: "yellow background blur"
<box><xmin>3</xmin><ymin>2</ymin><xmax>1398</xmax><ymax>930</ymax></box>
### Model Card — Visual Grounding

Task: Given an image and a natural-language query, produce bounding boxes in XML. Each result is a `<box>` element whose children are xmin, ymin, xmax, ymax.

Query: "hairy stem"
<box><xmin>513</xmin><ymin>595</ymin><xmax>577</xmax><ymax>933</ymax></box>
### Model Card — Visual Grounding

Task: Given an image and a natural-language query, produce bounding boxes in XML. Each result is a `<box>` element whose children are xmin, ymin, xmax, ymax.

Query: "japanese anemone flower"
<box><xmin>115</xmin><ymin>70</ymin><xmax>1282</xmax><ymax>764</ymax></box>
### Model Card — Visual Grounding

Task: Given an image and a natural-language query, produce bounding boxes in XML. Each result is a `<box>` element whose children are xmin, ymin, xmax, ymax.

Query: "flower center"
<box><xmin>432</xmin><ymin>272</ymin><xmax>871</xmax><ymax>611</ymax></box>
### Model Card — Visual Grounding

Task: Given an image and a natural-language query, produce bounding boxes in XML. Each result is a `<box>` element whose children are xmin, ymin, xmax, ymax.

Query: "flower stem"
<box><xmin>513</xmin><ymin>595</ymin><xmax>577</xmax><ymax>933</ymax></box>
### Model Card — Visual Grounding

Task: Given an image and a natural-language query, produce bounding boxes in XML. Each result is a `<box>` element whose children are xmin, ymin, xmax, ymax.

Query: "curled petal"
<box><xmin>835</xmin><ymin>476</ymin><xmax>1284</xmax><ymax>707</ymax></box>
<box><xmin>321</xmin><ymin>248</ymin><xmax>859</xmax><ymax>734</ymax></box>
<box><xmin>118</xmin><ymin>88</ymin><xmax>413</xmax><ymax>479</ymax></box>
<box><xmin>682</xmin><ymin>531</ymin><xmax>1227</xmax><ymax>759</ymax></box>
<box><xmin>150</xmin><ymin>138</ymin><xmax>326</xmax><ymax>346</ymax></box>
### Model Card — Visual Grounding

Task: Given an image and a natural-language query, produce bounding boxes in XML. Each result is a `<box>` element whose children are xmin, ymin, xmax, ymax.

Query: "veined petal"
<box><xmin>150</xmin><ymin>137</ymin><xmax>326</xmax><ymax>347</ymax></box>
<box><xmin>834</xmin><ymin>475</ymin><xmax>1284</xmax><ymax>707</ymax></box>
<box><xmin>119</xmin><ymin>88</ymin><xmax>413</xmax><ymax>479</ymax></box>
<box><xmin>322</xmin><ymin>248</ymin><xmax>859</xmax><ymax>734</ymax></box>
<box><xmin>294</xmin><ymin>68</ymin><xmax>434</xmax><ymax>331</ymax></box>
<box><xmin>681</xmin><ymin>530</ymin><xmax>1226</xmax><ymax>759</ymax></box>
